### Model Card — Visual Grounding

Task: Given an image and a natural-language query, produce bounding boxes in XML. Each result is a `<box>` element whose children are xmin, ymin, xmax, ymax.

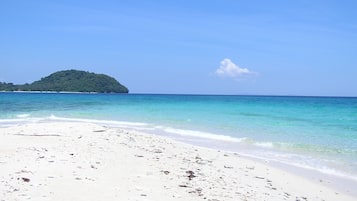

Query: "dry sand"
<box><xmin>0</xmin><ymin>122</ymin><xmax>355</xmax><ymax>201</ymax></box>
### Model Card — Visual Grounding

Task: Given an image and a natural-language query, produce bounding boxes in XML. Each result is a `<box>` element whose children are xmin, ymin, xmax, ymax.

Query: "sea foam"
<box><xmin>158</xmin><ymin>126</ymin><xmax>246</xmax><ymax>142</ymax></box>
<box><xmin>16</xmin><ymin>113</ymin><xmax>31</xmax><ymax>118</ymax></box>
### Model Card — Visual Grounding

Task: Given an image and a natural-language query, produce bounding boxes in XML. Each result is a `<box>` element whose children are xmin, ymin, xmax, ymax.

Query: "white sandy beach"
<box><xmin>0</xmin><ymin>122</ymin><xmax>355</xmax><ymax>201</ymax></box>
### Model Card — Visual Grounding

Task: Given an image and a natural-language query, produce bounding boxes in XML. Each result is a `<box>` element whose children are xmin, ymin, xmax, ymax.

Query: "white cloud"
<box><xmin>215</xmin><ymin>58</ymin><xmax>252</xmax><ymax>78</ymax></box>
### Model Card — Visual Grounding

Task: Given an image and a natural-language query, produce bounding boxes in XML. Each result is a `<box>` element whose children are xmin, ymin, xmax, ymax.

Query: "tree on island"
<box><xmin>0</xmin><ymin>70</ymin><xmax>129</xmax><ymax>93</ymax></box>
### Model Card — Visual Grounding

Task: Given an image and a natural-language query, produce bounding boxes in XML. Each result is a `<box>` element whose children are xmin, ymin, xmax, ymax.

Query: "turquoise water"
<box><xmin>1</xmin><ymin>92</ymin><xmax>357</xmax><ymax>180</ymax></box>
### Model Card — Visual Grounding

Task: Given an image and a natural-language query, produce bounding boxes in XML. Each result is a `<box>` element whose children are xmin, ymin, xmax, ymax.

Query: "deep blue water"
<box><xmin>1</xmin><ymin>92</ymin><xmax>357</xmax><ymax>179</ymax></box>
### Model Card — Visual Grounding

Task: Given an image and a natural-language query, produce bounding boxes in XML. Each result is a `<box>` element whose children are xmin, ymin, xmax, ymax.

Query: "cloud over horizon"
<box><xmin>215</xmin><ymin>58</ymin><xmax>252</xmax><ymax>78</ymax></box>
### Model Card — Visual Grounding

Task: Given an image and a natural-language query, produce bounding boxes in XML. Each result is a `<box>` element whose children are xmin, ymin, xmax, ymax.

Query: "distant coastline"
<box><xmin>2</xmin><ymin>91</ymin><xmax>357</xmax><ymax>98</ymax></box>
<box><xmin>0</xmin><ymin>90</ymin><xmax>99</xmax><ymax>94</ymax></box>
<box><xmin>0</xmin><ymin>69</ymin><xmax>129</xmax><ymax>93</ymax></box>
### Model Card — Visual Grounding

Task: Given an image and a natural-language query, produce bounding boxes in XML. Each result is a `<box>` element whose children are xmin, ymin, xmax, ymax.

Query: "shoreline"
<box><xmin>0</xmin><ymin>90</ymin><xmax>99</xmax><ymax>94</ymax></box>
<box><xmin>0</xmin><ymin>121</ymin><xmax>355</xmax><ymax>200</ymax></box>
<box><xmin>140</xmin><ymin>125</ymin><xmax>357</xmax><ymax>198</ymax></box>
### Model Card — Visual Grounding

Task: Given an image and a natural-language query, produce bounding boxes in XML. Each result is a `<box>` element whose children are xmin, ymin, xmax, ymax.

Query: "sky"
<box><xmin>1</xmin><ymin>0</ymin><xmax>357</xmax><ymax>96</ymax></box>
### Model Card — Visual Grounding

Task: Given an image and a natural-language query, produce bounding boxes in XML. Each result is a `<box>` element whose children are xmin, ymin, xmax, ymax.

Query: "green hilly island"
<box><xmin>0</xmin><ymin>70</ymin><xmax>129</xmax><ymax>93</ymax></box>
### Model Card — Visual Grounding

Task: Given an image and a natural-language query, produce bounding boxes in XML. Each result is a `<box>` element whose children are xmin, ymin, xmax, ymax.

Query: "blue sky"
<box><xmin>1</xmin><ymin>0</ymin><xmax>356</xmax><ymax>96</ymax></box>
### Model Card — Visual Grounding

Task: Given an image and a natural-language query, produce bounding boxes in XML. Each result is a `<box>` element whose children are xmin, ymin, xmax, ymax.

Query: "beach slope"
<box><xmin>0</xmin><ymin>122</ymin><xmax>355</xmax><ymax>201</ymax></box>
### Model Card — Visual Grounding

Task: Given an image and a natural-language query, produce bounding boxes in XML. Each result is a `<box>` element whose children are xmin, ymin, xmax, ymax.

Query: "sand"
<box><xmin>0</xmin><ymin>122</ymin><xmax>355</xmax><ymax>201</ymax></box>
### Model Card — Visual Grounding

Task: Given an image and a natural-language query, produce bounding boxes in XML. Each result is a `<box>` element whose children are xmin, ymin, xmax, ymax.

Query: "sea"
<box><xmin>1</xmin><ymin>92</ymin><xmax>357</xmax><ymax>183</ymax></box>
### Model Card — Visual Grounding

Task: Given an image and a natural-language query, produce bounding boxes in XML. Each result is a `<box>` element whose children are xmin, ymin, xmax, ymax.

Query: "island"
<box><xmin>0</xmin><ymin>70</ymin><xmax>129</xmax><ymax>93</ymax></box>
